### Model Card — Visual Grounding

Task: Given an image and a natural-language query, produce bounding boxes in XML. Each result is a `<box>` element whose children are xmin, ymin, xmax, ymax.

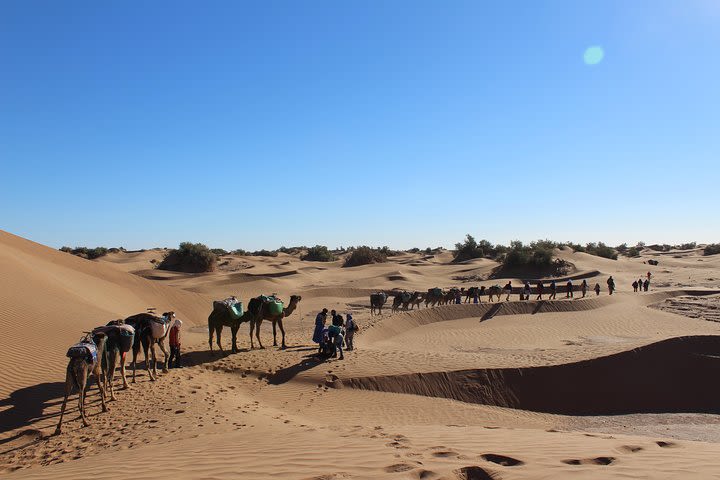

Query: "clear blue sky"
<box><xmin>1</xmin><ymin>1</ymin><xmax>718</xmax><ymax>251</ymax></box>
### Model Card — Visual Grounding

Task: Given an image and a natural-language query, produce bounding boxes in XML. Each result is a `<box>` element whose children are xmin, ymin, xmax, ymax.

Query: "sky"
<box><xmin>1</xmin><ymin>0</ymin><xmax>719</xmax><ymax>251</ymax></box>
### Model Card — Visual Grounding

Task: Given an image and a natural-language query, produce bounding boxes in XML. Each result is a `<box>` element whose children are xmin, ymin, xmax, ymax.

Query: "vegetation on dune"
<box><xmin>301</xmin><ymin>245</ymin><xmax>338</xmax><ymax>262</ymax></box>
<box><xmin>158</xmin><ymin>242</ymin><xmax>216</xmax><ymax>273</ymax></box>
<box><xmin>59</xmin><ymin>246</ymin><xmax>112</xmax><ymax>260</ymax></box>
<box><xmin>495</xmin><ymin>240</ymin><xmax>571</xmax><ymax>277</ymax></box>
<box><xmin>343</xmin><ymin>246</ymin><xmax>388</xmax><ymax>267</ymax></box>
<box><xmin>704</xmin><ymin>244</ymin><xmax>720</xmax><ymax>256</ymax></box>
<box><xmin>210</xmin><ymin>248</ymin><xmax>229</xmax><ymax>256</ymax></box>
<box><xmin>565</xmin><ymin>242</ymin><xmax>618</xmax><ymax>260</ymax></box>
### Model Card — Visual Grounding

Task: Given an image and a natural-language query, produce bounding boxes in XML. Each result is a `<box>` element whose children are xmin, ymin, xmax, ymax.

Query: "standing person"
<box><xmin>536</xmin><ymin>281</ymin><xmax>544</xmax><ymax>300</ymax></box>
<box><xmin>331</xmin><ymin>309</ymin><xmax>343</xmax><ymax>327</ymax></box>
<box><xmin>169</xmin><ymin>319</ymin><xmax>182</xmax><ymax>368</ymax></box>
<box><xmin>647</xmin><ymin>271</ymin><xmax>652</xmax><ymax>281</ymax></box>
<box><xmin>580</xmin><ymin>279</ymin><xmax>588</xmax><ymax>297</ymax></box>
<box><xmin>607</xmin><ymin>276</ymin><xmax>615</xmax><ymax>295</ymax></box>
<box><xmin>638</xmin><ymin>278</ymin><xmax>643</xmax><ymax>293</ymax></box>
<box><xmin>344</xmin><ymin>314</ymin><xmax>357</xmax><ymax>351</ymax></box>
<box><xmin>313</xmin><ymin>308</ymin><xmax>328</xmax><ymax>352</ymax></box>
<box><xmin>594</xmin><ymin>283</ymin><xmax>601</xmax><ymax>296</ymax></box>
<box><xmin>328</xmin><ymin>316</ymin><xmax>344</xmax><ymax>360</ymax></box>
<box><xmin>523</xmin><ymin>282</ymin><xmax>532</xmax><ymax>301</ymax></box>
<box><xmin>632</xmin><ymin>280</ymin><xmax>638</xmax><ymax>292</ymax></box>
<box><xmin>566</xmin><ymin>279</ymin><xmax>574</xmax><ymax>298</ymax></box>
<box><xmin>549</xmin><ymin>280</ymin><xmax>557</xmax><ymax>300</ymax></box>
<box><xmin>455</xmin><ymin>289</ymin><xmax>462</xmax><ymax>304</ymax></box>
<box><xmin>643</xmin><ymin>279</ymin><xmax>649</xmax><ymax>292</ymax></box>
<box><xmin>504</xmin><ymin>281</ymin><xmax>512</xmax><ymax>301</ymax></box>
<box><xmin>473</xmin><ymin>288</ymin><xmax>479</xmax><ymax>304</ymax></box>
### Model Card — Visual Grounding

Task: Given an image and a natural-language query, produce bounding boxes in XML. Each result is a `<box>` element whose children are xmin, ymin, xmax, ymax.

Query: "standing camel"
<box><xmin>92</xmin><ymin>323</ymin><xmax>135</xmax><ymax>400</ymax></box>
<box><xmin>407</xmin><ymin>291</ymin><xmax>424</xmax><ymax>310</ymax></box>
<box><xmin>424</xmin><ymin>288</ymin><xmax>444</xmax><ymax>307</ymax></box>
<box><xmin>249</xmin><ymin>295</ymin><xmax>302</xmax><ymax>349</ymax></box>
<box><xmin>208</xmin><ymin>305</ymin><xmax>254</xmax><ymax>354</ymax></box>
<box><xmin>487</xmin><ymin>285</ymin><xmax>503</xmax><ymax>302</ymax></box>
<box><xmin>391</xmin><ymin>292</ymin><xmax>406</xmax><ymax>313</ymax></box>
<box><xmin>464</xmin><ymin>287</ymin><xmax>479</xmax><ymax>303</ymax></box>
<box><xmin>124</xmin><ymin>311</ymin><xmax>176</xmax><ymax>382</ymax></box>
<box><xmin>370</xmin><ymin>292</ymin><xmax>388</xmax><ymax>315</ymax></box>
<box><xmin>55</xmin><ymin>332</ymin><xmax>109</xmax><ymax>434</ymax></box>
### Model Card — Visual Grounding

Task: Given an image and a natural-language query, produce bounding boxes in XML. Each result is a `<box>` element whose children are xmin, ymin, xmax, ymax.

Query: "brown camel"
<box><xmin>249</xmin><ymin>295</ymin><xmax>302</xmax><ymax>349</ymax></box>
<box><xmin>391</xmin><ymin>292</ymin><xmax>406</xmax><ymax>313</ymax></box>
<box><xmin>370</xmin><ymin>292</ymin><xmax>388</xmax><ymax>315</ymax></box>
<box><xmin>55</xmin><ymin>332</ymin><xmax>109</xmax><ymax>434</ymax></box>
<box><xmin>464</xmin><ymin>286</ymin><xmax>479</xmax><ymax>303</ymax></box>
<box><xmin>208</xmin><ymin>304</ymin><xmax>254</xmax><ymax>354</ymax></box>
<box><xmin>93</xmin><ymin>322</ymin><xmax>135</xmax><ymax>400</ymax></box>
<box><xmin>124</xmin><ymin>311</ymin><xmax>175</xmax><ymax>382</ymax></box>
<box><xmin>424</xmin><ymin>288</ymin><xmax>444</xmax><ymax>307</ymax></box>
<box><xmin>407</xmin><ymin>291</ymin><xmax>424</xmax><ymax>310</ymax></box>
<box><xmin>487</xmin><ymin>285</ymin><xmax>503</xmax><ymax>302</ymax></box>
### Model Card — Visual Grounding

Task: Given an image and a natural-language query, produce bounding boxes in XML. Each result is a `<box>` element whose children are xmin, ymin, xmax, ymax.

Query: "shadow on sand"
<box><xmin>0</xmin><ymin>382</ymin><xmax>66</xmax><ymax>436</ymax></box>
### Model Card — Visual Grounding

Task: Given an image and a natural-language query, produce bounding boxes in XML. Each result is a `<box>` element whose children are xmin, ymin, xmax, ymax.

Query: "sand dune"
<box><xmin>3</xmin><ymin>231</ymin><xmax>720</xmax><ymax>479</ymax></box>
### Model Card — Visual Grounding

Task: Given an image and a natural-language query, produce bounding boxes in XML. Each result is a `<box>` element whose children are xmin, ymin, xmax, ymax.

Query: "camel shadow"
<box><xmin>532</xmin><ymin>301</ymin><xmax>546</xmax><ymax>315</ymax></box>
<box><xmin>0</xmin><ymin>382</ymin><xmax>65</xmax><ymax>436</ymax></box>
<box><xmin>267</xmin><ymin>354</ymin><xmax>325</xmax><ymax>385</ymax></box>
<box><xmin>181</xmin><ymin>348</ymin><xmax>250</xmax><ymax>367</ymax></box>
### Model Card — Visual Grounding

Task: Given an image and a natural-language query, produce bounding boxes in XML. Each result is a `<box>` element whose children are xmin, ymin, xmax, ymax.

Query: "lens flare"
<box><xmin>583</xmin><ymin>46</ymin><xmax>604</xmax><ymax>65</ymax></box>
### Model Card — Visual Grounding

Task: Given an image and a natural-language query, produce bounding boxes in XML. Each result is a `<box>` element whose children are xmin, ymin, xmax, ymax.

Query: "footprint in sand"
<box><xmin>656</xmin><ymin>441</ymin><xmax>678</xmax><ymax>448</ymax></box>
<box><xmin>431</xmin><ymin>450</ymin><xmax>459</xmax><ymax>458</ymax></box>
<box><xmin>618</xmin><ymin>445</ymin><xmax>643</xmax><ymax>454</ymax></box>
<box><xmin>453</xmin><ymin>466</ymin><xmax>498</xmax><ymax>480</ymax></box>
<box><xmin>562</xmin><ymin>456</ymin><xmax>615</xmax><ymax>466</ymax></box>
<box><xmin>480</xmin><ymin>453</ymin><xmax>524</xmax><ymax>466</ymax></box>
<box><xmin>384</xmin><ymin>463</ymin><xmax>416</xmax><ymax>473</ymax></box>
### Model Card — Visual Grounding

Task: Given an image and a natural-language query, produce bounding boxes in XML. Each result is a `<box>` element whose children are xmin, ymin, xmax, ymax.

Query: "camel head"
<box><xmin>289</xmin><ymin>295</ymin><xmax>302</xmax><ymax>304</ymax></box>
<box><xmin>162</xmin><ymin>311</ymin><xmax>176</xmax><ymax>320</ymax></box>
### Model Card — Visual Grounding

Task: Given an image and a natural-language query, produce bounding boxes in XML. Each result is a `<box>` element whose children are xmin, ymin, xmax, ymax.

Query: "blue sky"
<box><xmin>1</xmin><ymin>1</ymin><xmax>718</xmax><ymax>251</ymax></box>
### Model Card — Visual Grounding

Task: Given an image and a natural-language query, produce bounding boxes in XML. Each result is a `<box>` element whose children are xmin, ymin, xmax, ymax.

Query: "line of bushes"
<box><xmin>704</xmin><ymin>244</ymin><xmax>720</xmax><ymax>256</ymax></box>
<box><xmin>59</xmin><ymin>246</ymin><xmax>120</xmax><ymax>260</ymax></box>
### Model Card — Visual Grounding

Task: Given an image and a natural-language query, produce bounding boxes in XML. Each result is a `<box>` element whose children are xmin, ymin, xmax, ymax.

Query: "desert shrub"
<box><xmin>494</xmin><ymin>240</ymin><xmax>569</xmax><ymax>276</ymax></box>
<box><xmin>59</xmin><ymin>246</ymin><xmax>109</xmax><ymax>260</ymax></box>
<box><xmin>211</xmin><ymin>248</ymin><xmax>229</xmax><ymax>256</ymax></box>
<box><xmin>301</xmin><ymin>245</ymin><xmax>337</xmax><ymax>262</ymax></box>
<box><xmin>406</xmin><ymin>247</ymin><xmax>420</xmax><ymax>254</ymax></box>
<box><xmin>231</xmin><ymin>249</ymin><xmax>248</xmax><ymax>255</ymax></box>
<box><xmin>615</xmin><ymin>243</ymin><xmax>628</xmax><ymax>254</ymax></box>
<box><xmin>343</xmin><ymin>246</ymin><xmax>387</xmax><ymax>267</ymax></box>
<box><xmin>158</xmin><ymin>242</ymin><xmax>216</xmax><ymax>273</ymax></box>
<box><xmin>424</xmin><ymin>247</ymin><xmax>433</xmax><ymax>254</ymax></box>
<box><xmin>564</xmin><ymin>242</ymin><xmax>586</xmax><ymax>253</ymax></box>
<box><xmin>704</xmin><ymin>244</ymin><xmax>720</xmax><ymax>256</ymax></box>
<box><xmin>453</xmin><ymin>235</ymin><xmax>504</xmax><ymax>262</ymax></box>
<box><xmin>250</xmin><ymin>249</ymin><xmax>278</xmax><ymax>257</ymax></box>
<box><xmin>379</xmin><ymin>246</ymin><xmax>402</xmax><ymax>257</ymax></box>
<box><xmin>585</xmin><ymin>242</ymin><xmax>618</xmax><ymax>260</ymax></box>
<box><xmin>676</xmin><ymin>242</ymin><xmax>697</xmax><ymax>250</ymax></box>
<box><xmin>626</xmin><ymin>246</ymin><xmax>641</xmax><ymax>257</ymax></box>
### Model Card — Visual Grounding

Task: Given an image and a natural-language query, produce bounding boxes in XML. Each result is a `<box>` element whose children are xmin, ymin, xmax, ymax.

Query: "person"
<box><xmin>643</xmin><ymin>279</ymin><xmax>649</xmax><ymax>292</ymax></box>
<box><xmin>632</xmin><ymin>280</ymin><xmax>638</xmax><ymax>292</ymax></box>
<box><xmin>523</xmin><ymin>282</ymin><xmax>532</xmax><ymax>301</ymax></box>
<box><xmin>536</xmin><ymin>281</ymin><xmax>544</xmax><ymax>300</ymax></box>
<box><xmin>638</xmin><ymin>278</ymin><xmax>643</xmax><ymax>293</ymax></box>
<box><xmin>328</xmin><ymin>316</ymin><xmax>344</xmax><ymax>360</ymax></box>
<box><xmin>647</xmin><ymin>271</ymin><xmax>652</xmax><ymax>281</ymax></box>
<box><xmin>594</xmin><ymin>283</ymin><xmax>601</xmax><ymax>296</ymax></box>
<box><xmin>566</xmin><ymin>279</ymin><xmax>573</xmax><ymax>298</ymax></box>
<box><xmin>549</xmin><ymin>280</ymin><xmax>557</xmax><ymax>300</ymax></box>
<box><xmin>504</xmin><ymin>281</ymin><xmax>512</xmax><ymax>301</ymax></box>
<box><xmin>345</xmin><ymin>314</ymin><xmax>357</xmax><ymax>351</ymax></box>
<box><xmin>473</xmin><ymin>288</ymin><xmax>479</xmax><ymax>304</ymax></box>
<box><xmin>455</xmin><ymin>289</ymin><xmax>462</xmax><ymax>304</ymax></box>
<box><xmin>580</xmin><ymin>279</ymin><xmax>588</xmax><ymax>297</ymax></box>
<box><xmin>331</xmin><ymin>309</ymin><xmax>343</xmax><ymax>327</ymax></box>
<box><xmin>607</xmin><ymin>276</ymin><xmax>615</xmax><ymax>295</ymax></box>
<box><xmin>313</xmin><ymin>308</ymin><xmax>328</xmax><ymax>352</ymax></box>
<box><xmin>169</xmin><ymin>319</ymin><xmax>182</xmax><ymax>368</ymax></box>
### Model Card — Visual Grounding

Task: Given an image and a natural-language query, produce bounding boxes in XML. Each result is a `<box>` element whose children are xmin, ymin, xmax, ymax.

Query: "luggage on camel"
<box><xmin>213</xmin><ymin>296</ymin><xmax>239</xmax><ymax>312</ymax></box>
<box><xmin>66</xmin><ymin>342</ymin><xmax>98</xmax><ymax>367</ymax></box>
<box><xmin>149</xmin><ymin>314</ymin><xmax>172</xmax><ymax>339</ymax></box>
<box><xmin>92</xmin><ymin>324</ymin><xmax>136</xmax><ymax>352</ymax></box>
<box><xmin>258</xmin><ymin>295</ymin><xmax>284</xmax><ymax>316</ymax></box>
<box><xmin>429</xmin><ymin>287</ymin><xmax>442</xmax><ymax>297</ymax></box>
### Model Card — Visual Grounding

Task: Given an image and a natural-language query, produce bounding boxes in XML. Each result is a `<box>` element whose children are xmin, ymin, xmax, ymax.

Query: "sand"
<box><xmin>2</xmin><ymin>229</ymin><xmax>720</xmax><ymax>479</ymax></box>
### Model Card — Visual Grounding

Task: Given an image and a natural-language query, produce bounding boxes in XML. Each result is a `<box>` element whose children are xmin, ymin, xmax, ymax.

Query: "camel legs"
<box><xmin>230</xmin><ymin>324</ymin><xmax>239</xmax><ymax>353</ymax></box>
<box><xmin>158</xmin><ymin>340</ymin><xmax>170</xmax><ymax>373</ymax></box>
<box><xmin>208</xmin><ymin>324</ymin><xmax>215</xmax><ymax>353</ymax></box>
<box><xmin>143</xmin><ymin>337</ymin><xmax>156</xmax><ymax>381</ymax></box>
<box><xmin>93</xmin><ymin>364</ymin><xmax>108</xmax><ymax>414</ymax></box>
<box><xmin>55</xmin><ymin>365</ymin><xmax>74</xmax><ymax>434</ymax></box>
<box><xmin>120</xmin><ymin>351</ymin><xmax>129</xmax><ymax>389</ymax></box>
<box><xmin>106</xmin><ymin>350</ymin><xmax>118</xmax><ymax>401</ymax></box>
<box><xmin>250</xmin><ymin>319</ymin><xmax>264</xmax><ymax>349</ymax></box>
<box><xmin>275</xmin><ymin>319</ymin><xmax>287</xmax><ymax>349</ymax></box>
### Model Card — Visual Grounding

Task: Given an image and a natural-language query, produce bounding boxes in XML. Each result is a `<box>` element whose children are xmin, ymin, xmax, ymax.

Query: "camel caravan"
<box><xmin>57</xmin><ymin>293</ymin><xmax>302</xmax><ymax>433</ymax></box>
<box><xmin>369</xmin><ymin>285</ymin><xmax>513</xmax><ymax>315</ymax></box>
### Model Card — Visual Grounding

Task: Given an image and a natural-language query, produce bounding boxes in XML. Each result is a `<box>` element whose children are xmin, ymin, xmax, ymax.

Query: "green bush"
<box><xmin>231</xmin><ymin>249</ymin><xmax>248</xmax><ymax>255</ymax></box>
<box><xmin>585</xmin><ymin>242</ymin><xmax>618</xmax><ymax>260</ymax></box>
<box><xmin>250</xmin><ymin>249</ymin><xmax>278</xmax><ymax>257</ymax></box>
<box><xmin>497</xmin><ymin>240</ymin><xmax>569</xmax><ymax>276</ymax></box>
<box><xmin>704</xmin><ymin>244</ymin><xmax>720</xmax><ymax>256</ymax></box>
<box><xmin>453</xmin><ymin>235</ymin><xmax>505</xmax><ymax>262</ymax></box>
<box><xmin>158</xmin><ymin>242</ymin><xmax>216</xmax><ymax>273</ymax></box>
<box><xmin>211</xmin><ymin>248</ymin><xmax>229</xmax><ymax>256</ymax></box>
<box><xmin>301</xmin><ymin>245</ymin><xmax>337</xmax><ymax>262</ymax></box>
<box><xmin>615</xmin><ymin>243</ymin><xmax>628</xmax><ymax>254</ymax></box>
<box><xmin>343</xmin><ymin>246</ymin><xmax>387</xmax><ymax>267</ymax></box>
<box><xmin>626</xmin><ymin>246</ymin><xmax>641</xmax><ymax>257</ymax></box>
<box><xmin>676</xmin><ymin>242</ymin><xmax>697</xmax><ymax>250</ymax></box>
<box><xmin>59</xmin><ymin>246</ymin><xmax>109</xmax><ymax>260</ymax></box>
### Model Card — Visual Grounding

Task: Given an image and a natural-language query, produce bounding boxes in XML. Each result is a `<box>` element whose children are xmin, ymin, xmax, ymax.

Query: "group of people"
<box><xmin>501</xmin><ymin>278</ymin><xmax>610</xmax><ymax>301</ymax></box>
<box><xmin>312</xmin><ymin>309</ymin><xmax>358</xmax><ymax>360</ymax></box>
<box><xmin>632</xmin><ymin>271</ymin><xmax>652</xmax><ymax>292</ymax></box>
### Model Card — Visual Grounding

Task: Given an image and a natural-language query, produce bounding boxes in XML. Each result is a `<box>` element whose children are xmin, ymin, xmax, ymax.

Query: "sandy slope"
<box><xmin>2</xmin><ymin>232</ymin><xmax>720</xmax><ymax>479</ymax></box>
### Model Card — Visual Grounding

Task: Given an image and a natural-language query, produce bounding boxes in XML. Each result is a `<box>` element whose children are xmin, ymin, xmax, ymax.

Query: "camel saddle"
<box><xmin>66</xmin><ymin>342</ymin><xmax>98</xmax><ymax>366</ymax></box>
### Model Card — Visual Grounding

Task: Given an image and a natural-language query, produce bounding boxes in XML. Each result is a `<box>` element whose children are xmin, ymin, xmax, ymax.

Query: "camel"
<box><xmin>444</xmin><ymin>288</ymin><xmax>459</xmax><ymax>305</ymax></box>
<box><xmin>55</xmin><ymin>332</ymin><xmax>109</xmax><ymax>434</ymax></box>
<box><xmin>249</xmin><ymin>295</ymin><xmax>302</xmax><ymax>349</ymax></box>
<box><xmin>487</xmin><ymin>285</ymin><xmax>503</xmax><ymax>302</ymax></box>
<box><xmin>407</xmin><ymin>291</ymin><xmax>423</xmax><ymax>310</ymax></box>
<box><xmin>93</xmin><ymin>322</ymin><xmax>135</xmax><ymax>400</ymax></box>
<box><xmin>464</xmin><ymin>286</ymin><xmax>480</xmax><ymax>303</ymax></box>
<box><xmin>124</xmin><ymin>311</ymin><xmax>176</xmax><ymax>382</ymax></box>
<box><xmin>208</xmin><ymin>303</ymin><xmax>254</xmax><ymax>354</ymax></box>
<box><xmin>370</xmin><ymin>292</ymin><xmax>388</xmax><ymax>315</ymax></box>
<box><xmin>424</xmin><ymin>288</ymin><xmax>444</xmax><ymax>307</ymax></box>
<box><xmin>391</xmin><ymin>292</ymin><xmax>406</xmax><ymax>313</ymax></box>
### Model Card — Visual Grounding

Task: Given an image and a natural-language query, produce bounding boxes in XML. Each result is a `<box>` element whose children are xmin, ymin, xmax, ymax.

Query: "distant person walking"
<box><xmin>536</xmin><ymin>281</ymin><xmax>544</xmax><ymax>300</ymax></box>
<box><xmin>566</xmin><ymin>279</ymin><xmax>574</xmax><ymax>298</ymax></box>
<box><xmin>638</xmin><ymin>278</ymin><xmax>644</xmax><ymax>293</ymax></box>
<box><xmin>549</xmin><ymin>280</ymin><xmax>557</xmax><ymax>300</ymax></box>
<box><xmin>594</xmin><ymin>283</ymin><xmax>601</xmax><ymax>296</ymax></box>
<box><xmin>523</xmin><ymin>282</ymin><xmax>532</xmax><ymax>301</ymax></box>
<box><xmin>632</xmin><ymin>280</ymin><xmax>638</xmax><ymax>292</ymax></box>
<box><xmin>647</xmin><ymin>271</ymin><xmax>652</xmax><ymax>281</ymax></box>
<box><xmin>607</xmin><ymin>276</ymin><xmax>615</xmax><ymax>295</ymax></box>
<box><xmin>504</xmin><ymin>281</ymin><xmax>512</xmax><ymax>301</ymax></box>
<box><xmin>643</xmin><ymin>279</ymin><xmax>649</xmax><ymax>292</ymax></box>
<box><xmin>580</xmin><ymin>279</ymin><xmax>588</xmax><ymax>297</ymax></box>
